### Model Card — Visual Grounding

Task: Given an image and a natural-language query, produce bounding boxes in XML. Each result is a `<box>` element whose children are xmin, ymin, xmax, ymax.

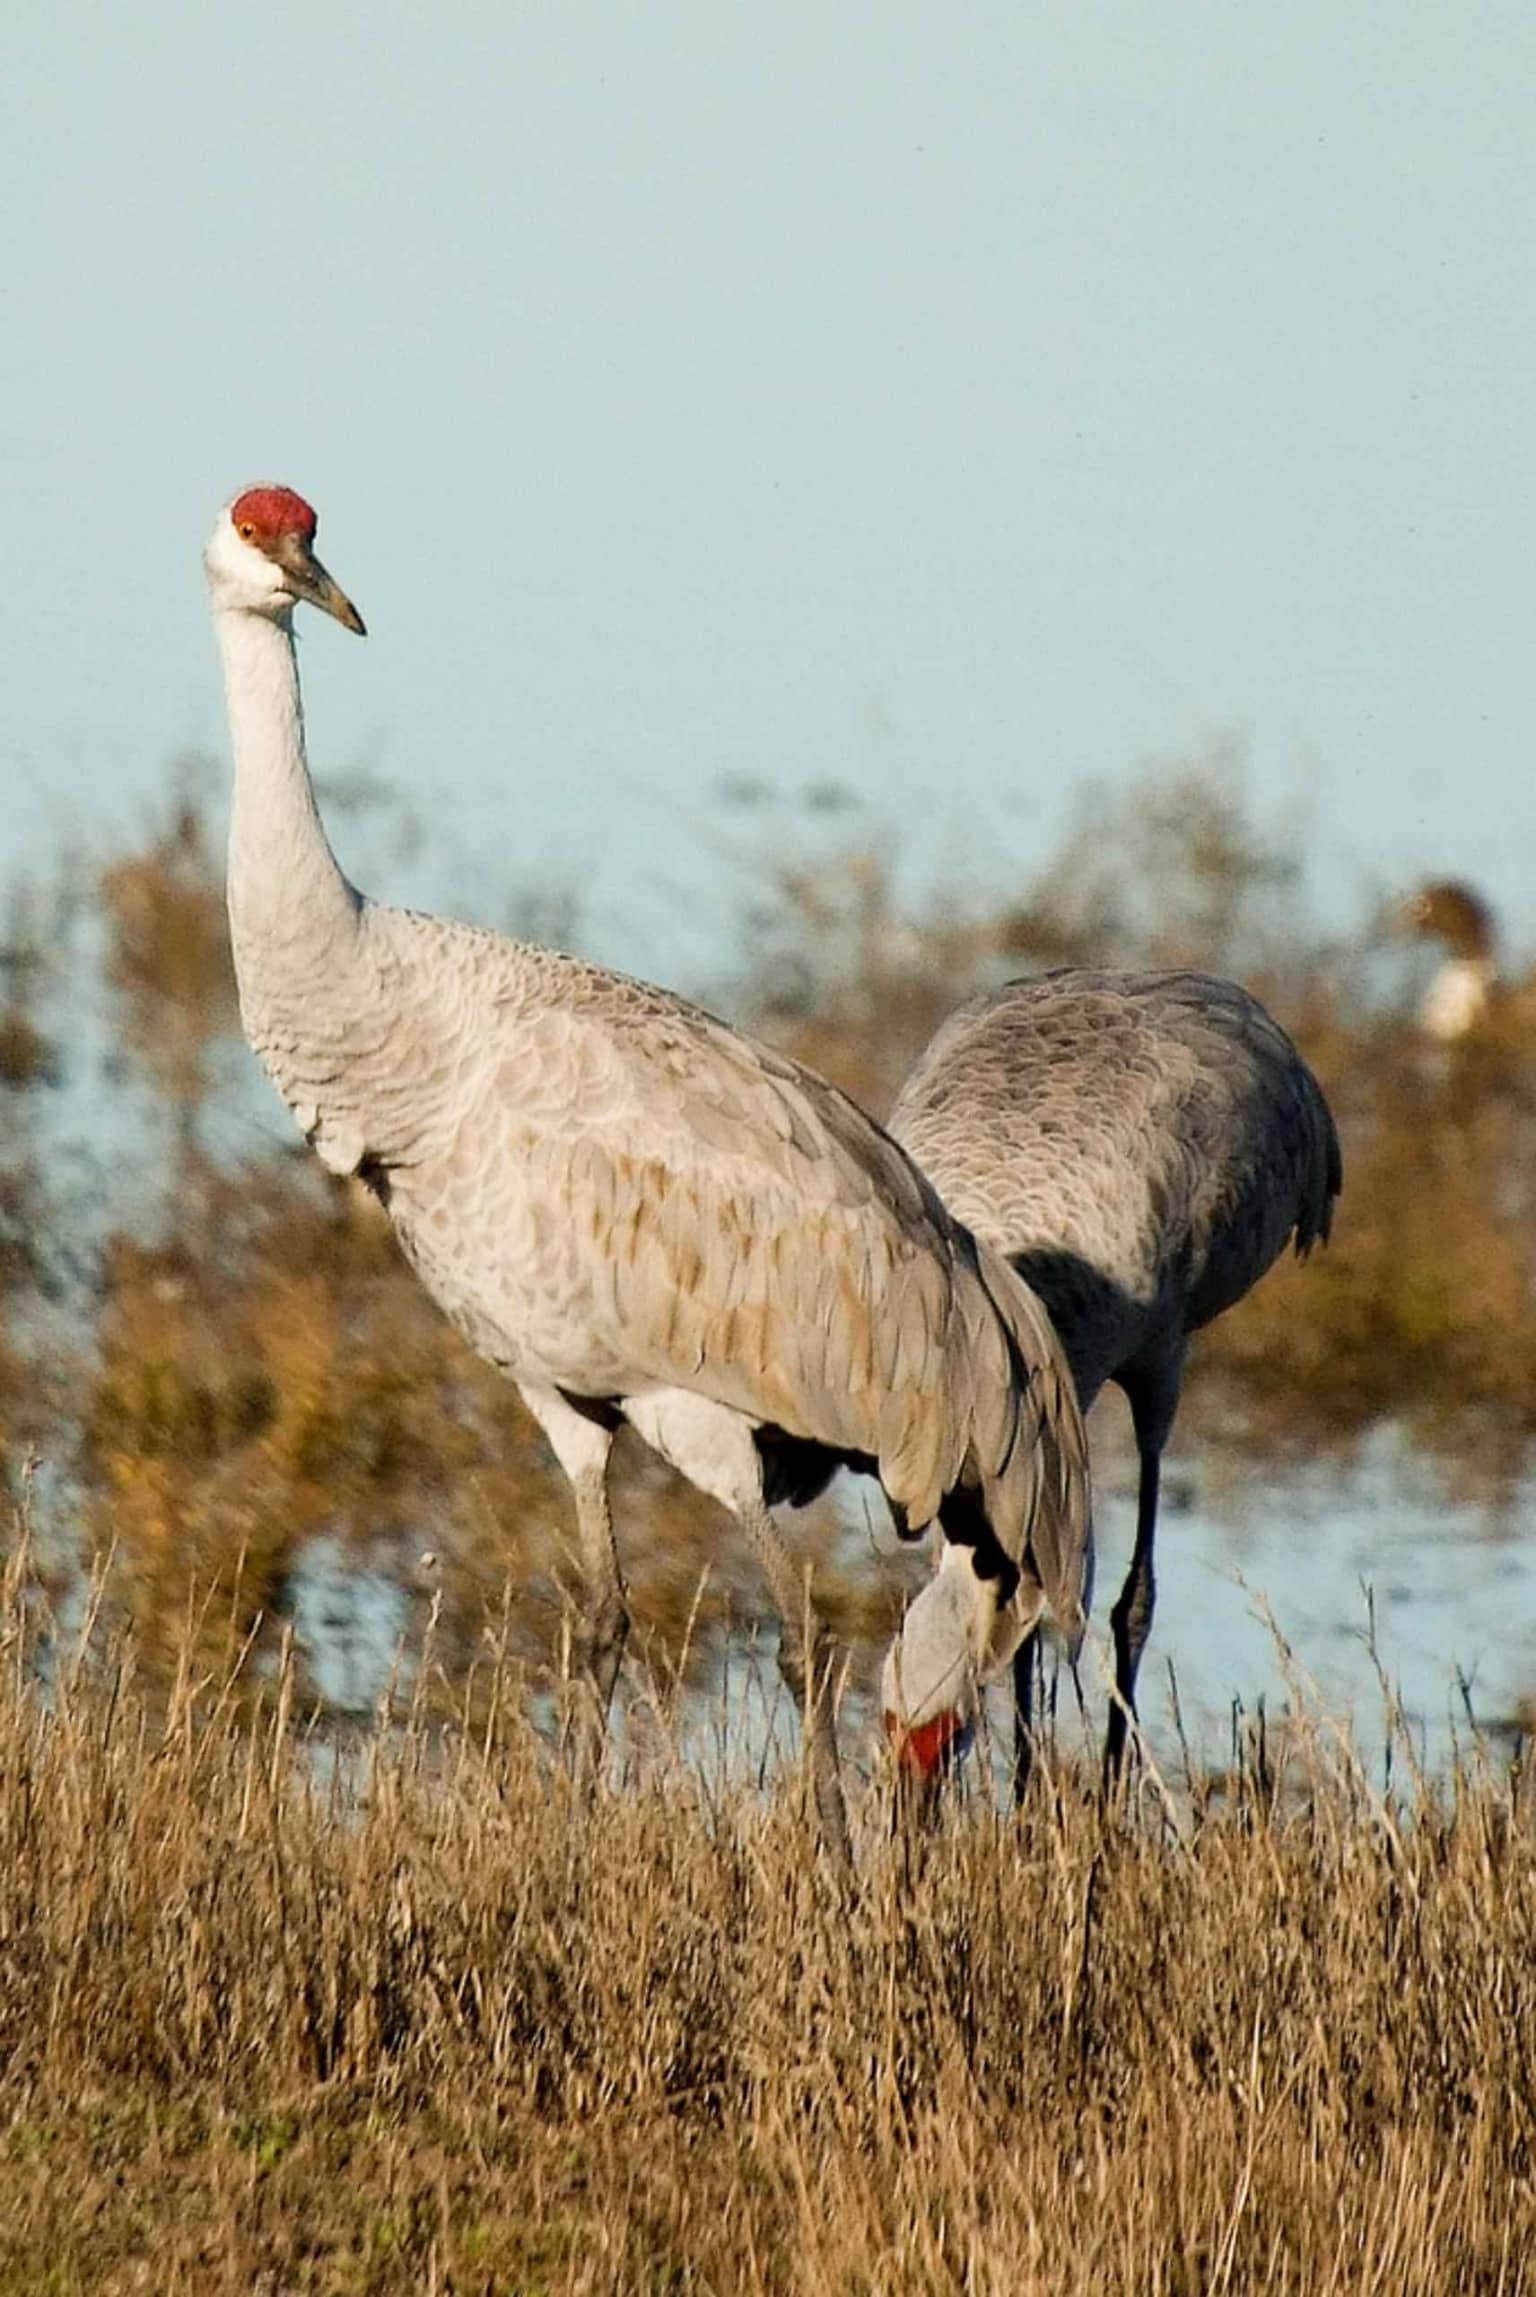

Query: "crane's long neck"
<box><xmin>215</xmin><ymin>606</ymin><xmax>363</xmax><ymax>985</ymax></box>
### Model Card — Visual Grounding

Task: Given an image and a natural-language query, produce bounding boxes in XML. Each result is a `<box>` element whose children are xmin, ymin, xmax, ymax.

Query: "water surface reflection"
<box><xmin>272</xmin><ymin>1431</ymin><xmax>1536</xmax><ymax>1789</ymax></box>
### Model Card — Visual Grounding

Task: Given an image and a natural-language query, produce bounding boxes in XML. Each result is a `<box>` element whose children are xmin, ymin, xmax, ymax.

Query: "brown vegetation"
<box><xmin>0</xmin><ymin>1551</ymin><xmax>1530</xmax><ymax>2294</ymax></box>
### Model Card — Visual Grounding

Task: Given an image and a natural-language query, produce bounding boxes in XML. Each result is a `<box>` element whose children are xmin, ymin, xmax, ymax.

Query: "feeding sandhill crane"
<box><xmin>887</xmin><ymin>968</ymin><xmax>1340</xmax><ymax>1790</ymax></box>
<box><xmin>204</xmin><ymin>484</ymin><xmax>1091</xmax><ymax>1867</ymax></box>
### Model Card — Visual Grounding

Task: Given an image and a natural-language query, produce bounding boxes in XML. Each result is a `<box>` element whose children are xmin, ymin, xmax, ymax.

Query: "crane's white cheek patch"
<box><xmin>880</xmin><ymin>1549</ymin><xmax>985</xmax><ymax>1729</ymax></box>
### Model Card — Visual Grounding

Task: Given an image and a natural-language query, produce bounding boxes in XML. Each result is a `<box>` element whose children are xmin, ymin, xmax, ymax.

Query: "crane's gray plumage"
<box><xmin>273</xmin><ymin>909</ymin><xmax>1086</xmax><ymax>1580</ymax></box>
<box><xmin>890</xmin><ymin>965</ymin><xmax>1340</xmax><ymax>1782</ymax></box>
<box><xmin>205</xmin><ymin>485</ymin><xmax>1091</xmax><ymax>1862</ymax></box>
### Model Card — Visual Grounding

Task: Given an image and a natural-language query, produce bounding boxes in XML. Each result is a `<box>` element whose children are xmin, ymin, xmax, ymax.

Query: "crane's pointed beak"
<box><xmin>300</xmin><ymin>553</ymin><xmax>367</xmax><ymax>637</ymax></box>
<box><xmin>275</xmin><ymin>535</ymin><xmax>367</xmax><ymax>635</ymax></box>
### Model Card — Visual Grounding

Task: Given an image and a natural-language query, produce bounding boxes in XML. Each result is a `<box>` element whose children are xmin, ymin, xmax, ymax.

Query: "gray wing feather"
<box><xmin>378</xmin><ymin>927</ymin><xmax>1093</xmax><ymax>1630</ymax></box>
<box><xmin>890</xmin><ymin>968</ymin><xmax>1341</xmax><ymax>1390</ymax></box>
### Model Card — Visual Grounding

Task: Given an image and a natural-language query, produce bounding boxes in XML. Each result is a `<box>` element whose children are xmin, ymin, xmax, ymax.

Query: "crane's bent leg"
<box><xmin>1104</xmin><ymin>1443</ymin><xmax>1160</xmax><ymax>1788</ymax></box>
<box><xmin>625</xmin><ymin>1388</ymin><xmax>852</xmax><ymax>1879</ymax></box>
<box><xmin>520</xmin><ymin>1385</ymin><xmax>629</xmax><ymax>1773</ymax></box>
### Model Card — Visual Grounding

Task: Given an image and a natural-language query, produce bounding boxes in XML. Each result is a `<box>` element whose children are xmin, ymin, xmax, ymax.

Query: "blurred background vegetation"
<box><xmin>2</xmin><ymin>746</ymin><xmax>1533</xmax><ymax>1705</ymax></box>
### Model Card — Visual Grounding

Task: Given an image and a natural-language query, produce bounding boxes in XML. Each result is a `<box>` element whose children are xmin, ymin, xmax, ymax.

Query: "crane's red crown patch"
<box><xmin>230</xmin><ymin>486</ymin><xmax>319</xmax><ymax>547</ymax></box>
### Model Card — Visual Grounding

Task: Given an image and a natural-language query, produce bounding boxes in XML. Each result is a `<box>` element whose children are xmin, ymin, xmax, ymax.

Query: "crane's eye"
<box><xmin>238</xmin><ymin>521</ymin><xmax>256</xmax><ymax>540</ymax></box>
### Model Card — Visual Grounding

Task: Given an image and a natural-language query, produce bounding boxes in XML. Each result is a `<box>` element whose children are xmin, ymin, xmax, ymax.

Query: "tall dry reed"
<box><xmin>0</xmin><ymin>1543</ymin><xmax>1530</xmax><ymax>2294</ymax></box>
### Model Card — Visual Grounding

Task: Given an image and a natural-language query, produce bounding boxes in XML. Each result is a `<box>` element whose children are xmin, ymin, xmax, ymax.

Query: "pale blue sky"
<box><xmin>7</xmin><ymin>1</ymin><xmax>1536</xmax><ymax>980</ymax></box>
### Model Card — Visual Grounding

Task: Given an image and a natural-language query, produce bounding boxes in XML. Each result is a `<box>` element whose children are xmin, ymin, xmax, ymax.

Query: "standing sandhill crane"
<box><xmin>204</xmin><ymin>484</ymin><xmax>1091</xmax><ymax>1866</ymax></box>
<box><xmin>1396</xmin><ymin>879</ymin><xmax>1524</xmax><ymax>1045</ymax></box>
<box><xmin>887</xmin><ymin>968</ymin><xmax>1340</xmax><ymax>1790</ymax></box>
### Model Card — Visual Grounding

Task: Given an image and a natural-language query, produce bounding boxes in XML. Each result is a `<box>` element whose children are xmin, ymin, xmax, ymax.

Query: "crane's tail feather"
<box><xmin>961</xmin><ymin>1237</ymin><xmax>1093</xmax><ymax>1655</ymax></box>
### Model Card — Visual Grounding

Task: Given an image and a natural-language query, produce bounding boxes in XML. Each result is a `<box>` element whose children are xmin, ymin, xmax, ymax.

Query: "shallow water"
<box><xmin>271</xmin><ymin>1425</ymin><xmax>1536</xmax><ymax>1789</ymax></box>
<box><xmin>1079</xmin><ymin>1430</ymin><xmax>1535</xmax><ymax>1774</ymax></box>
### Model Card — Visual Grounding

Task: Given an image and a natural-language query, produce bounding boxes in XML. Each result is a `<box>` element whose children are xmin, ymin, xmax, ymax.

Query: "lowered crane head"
<box><xmin>881</xmin><ymin>1540</ymin><xmax>1043</xmax><ymax>1786</ymax></box>
<box><xmin>205</xmin><ymin>484</ymin><xmax>366</xmax><ymax>636</ymax></box>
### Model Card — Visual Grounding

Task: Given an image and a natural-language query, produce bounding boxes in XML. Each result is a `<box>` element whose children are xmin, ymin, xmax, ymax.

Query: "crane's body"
<box><xmin>206</xmin><ymin>486</ymin><xmax>1091</xmax><ymax>1859</ymax></box>
<box><xmin>890</xmin><ymin>966</ymin><xmax>1340</xmax><ymax>1780</ymax></box>
<box><xmin>243</xmin><ymin>867</ymin><xmax>1068</xmax><ymax>1521</ymax></box>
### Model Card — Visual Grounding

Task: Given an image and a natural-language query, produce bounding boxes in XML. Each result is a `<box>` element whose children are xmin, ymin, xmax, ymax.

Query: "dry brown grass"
<box><xmin>0</xmin><ymin>1536</ymin><xmax>1530</xmax><ymax>2296</ymax></box>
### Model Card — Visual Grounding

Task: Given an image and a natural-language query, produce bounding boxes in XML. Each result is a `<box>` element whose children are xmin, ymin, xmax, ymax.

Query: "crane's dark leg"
<box><xmin>1103</xmin><ymin>1362</ymin><xmax>1180</xmax><ymax>1789</ymax></box>
<box><xmin>1010</xmin><ymin>1630</ymin><xmax>1039</xmax><ymax>1802</ymax></box>
<box><xmin>1103</xmin><ymin>1438</ymin><xmax>1161</xmax><ymax>1787</ymax></box>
